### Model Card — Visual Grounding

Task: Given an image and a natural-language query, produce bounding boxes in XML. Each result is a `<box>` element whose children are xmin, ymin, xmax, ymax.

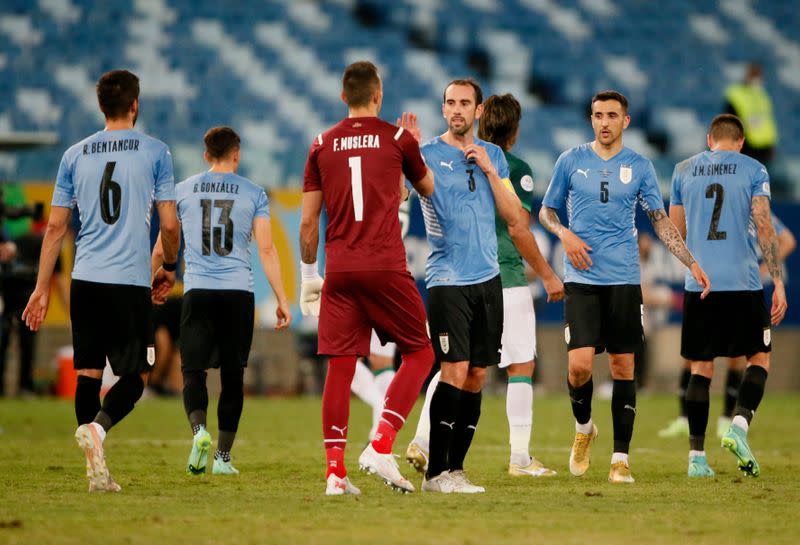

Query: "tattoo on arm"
<box><xmin>752</xmin><ymin>196</ymin><xmax>782</xmax><ymax>281</ymax></box>
<box><xmin>539</xmin><ymin>207</ymin><xmax>565</xmax><ymax>237</ymax></box>
<box><xmin>648</xmin><ymin>208</ymin><xmax>696</xmax><ymax>268</ymax></box>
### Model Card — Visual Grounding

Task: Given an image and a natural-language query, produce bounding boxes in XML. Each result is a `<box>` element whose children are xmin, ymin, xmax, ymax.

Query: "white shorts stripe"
<box><xmin>393</xmin><ymin>127</ymin><xmax>404</xmax><ymax>140</ymax></box>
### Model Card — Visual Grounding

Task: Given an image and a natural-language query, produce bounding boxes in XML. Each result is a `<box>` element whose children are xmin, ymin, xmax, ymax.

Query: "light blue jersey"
<box><xmin>542</xmin><ymin>143</ymin><xmax>663</xmax><ymax>285</ymax></box>
<box><xmin>671</xmin><ymin>151</ymin><xmax>770</xmax><ymax>292</ymax></box>
<box><xmin>177</xmin><ymin>171</ymin><xmax>269</xmax><ymax>293</ymax></box>
<box><xmin>419</xmin><ymin>136</ymin><xmax>509</xmax><ymax>288</ymax></box>
<box><xmin>52</xmin><ymin>129</ymin><xmax>174</xmax><ymax>287</ymax></box>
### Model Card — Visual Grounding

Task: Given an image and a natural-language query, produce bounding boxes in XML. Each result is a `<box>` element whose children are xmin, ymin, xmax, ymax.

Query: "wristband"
<box><xmin>162</xmin><ymin>261</ymin><xmax>177</xmax><ymax>272</ymax></box>
<box><xmin>301</xmin><ymin>261</ymin><xmax>320</xmax><ymax>280</ymax></box>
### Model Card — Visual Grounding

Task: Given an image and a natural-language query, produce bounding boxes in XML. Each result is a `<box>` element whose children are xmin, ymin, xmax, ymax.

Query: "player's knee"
<box><xmin>77</xmin><ymin>369</ymin><xmax>103</xmax><ymax>380</ymax></box>
<box><xmin>463</xmin><ymin>367</ymin><xmax>486</xmax><ymax>393</ymax></box>
<box><xmin>220</xmin><ymin>366</ymin><xmax>244</xmax><ymax>392</ymax></box>
<box><xmin>506</xmin><ymin>361</ymin><xmax>534</xmax><ymax>378</ymax></box>
<box><xmin>440</xmin><ymin>361</ymin><xmax>469</xmax><ymax>388</ymax></box>
<box><xmin>568</xmin><ymin>365</ymin><xmax>592</xmax><ymax>387</ymax></box>
<box><xmin>689</xmin><ymin>360</ymin><xmax>714</xmax><ymax>378</ymax></box>
<box><xmin>747</xmin><ymin>354</ymin><xmax>770</xmax><ymax>372</ymax></box>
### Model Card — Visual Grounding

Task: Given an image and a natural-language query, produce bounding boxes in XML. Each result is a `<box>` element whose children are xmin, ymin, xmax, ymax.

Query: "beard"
<box><xmin>448</xmin><ymin>119</ymin><xmax>472</xmax><ymax>136</ymax></box>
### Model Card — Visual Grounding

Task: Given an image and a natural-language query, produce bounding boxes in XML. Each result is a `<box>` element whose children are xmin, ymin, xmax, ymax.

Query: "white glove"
<box><xmin>300</xmin><ymin>262</ymin><xmax>324</xmax><ymax>316</ymax></box>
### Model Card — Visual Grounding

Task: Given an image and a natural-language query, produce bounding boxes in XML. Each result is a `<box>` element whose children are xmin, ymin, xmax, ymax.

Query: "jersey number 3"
<box><xmin>201</xmin><ymin>199</ymin><xmax>234</xmax><ymax>256</ymax></box>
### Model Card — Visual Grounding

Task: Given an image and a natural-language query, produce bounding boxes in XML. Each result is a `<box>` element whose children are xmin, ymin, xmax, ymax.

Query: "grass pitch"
<box><xmin>1</xmin><ymin>393</ymin><xmax>798</xmax><ymax>545</ymax></box>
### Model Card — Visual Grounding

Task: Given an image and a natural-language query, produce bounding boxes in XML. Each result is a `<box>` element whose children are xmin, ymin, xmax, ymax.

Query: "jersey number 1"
<box><xmin>349</xmin><ymin>156</ymin><xmax>364</xmax><ymax>222</ymax></box>
<box><xmin>99</xmin><ymin>161</ymin><xmax>121</xmax><ymax>225</ymax></box>
<box><xmin>201</xmin><ymin>199</ymin><xmax>234</xmax><ymax>256</ymax></box>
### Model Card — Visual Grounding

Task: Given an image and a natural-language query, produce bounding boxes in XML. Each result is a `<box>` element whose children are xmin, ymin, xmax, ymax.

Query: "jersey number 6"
<box><xmin>99</xmin><ymin>161</ymin><xmax>122</xmax><ymax>225</ymax></box>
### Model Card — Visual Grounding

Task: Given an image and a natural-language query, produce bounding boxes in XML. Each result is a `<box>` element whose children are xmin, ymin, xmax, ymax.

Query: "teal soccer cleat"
<box><xmin>687</xmin><ymin>455</ymin><xmax>715</xmax><ymax>478</ymax></box>
<box><xmin>212</xmin><ymin>458</ymin><xmax>240</xmax><ymax>475</ymax></box>
<box><xmin>187</xmin><ymin>427</ymin><xmax>212</xmax><ymax>475</ymax></box>
<box><xmin>721</xmin><ymin>425</ymin><xmax>760</xmax><ymax>477</ymax></box>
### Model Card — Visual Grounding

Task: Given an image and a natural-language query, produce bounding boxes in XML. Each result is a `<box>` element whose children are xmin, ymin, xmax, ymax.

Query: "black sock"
<box><xmin>734</xmin><ymin>365</ymin><xmax>768</xmax><ymax>425</ymax></box>
<box><xmin>686</xmin><ymin>374</ymin><xmax>711</xmax><ymax>451</ymax></box>
<box><xmin>426</xmin><ymin>381</ymin><xmax>462</xmax><ymax>479</ymax></box>
<box><xmin>215</xmin><ymin>449</ymin><xmax>231</xmax><ymax>462</ymax></box>
<box><xmin>724</xmin><ymin>368</ymin><xmax>743</xmax><ymax>418</ymax></box>
<box><xmin>448</xmin><ymin>390</ymin><xmax>481</xmax><ymax>472</ymax></box>
<box><xmin>97</xmin><ymin>374</ymin><xmax>145</xmax><ymax>431</ymax></box>
<box><xmin>611</xmin><ymin>379</ymin><xmax>636</xmax><ymax>453</ymax></box>
<box><xmin>568</xmin><ymin>377</ymin><xmax>593</xmax><ymax>425</ymax></box>
<box><xmin>183</xmin><ymin>370</ymin><xmax>208</xmax><ymax>434</ymax></box>
<box><xmin>679</xmin><ymin>368</ymin><xmax>691</xmax><ymax>418</ymax></box>
<box><xmin>218</xmin><ymin>367</ymin><xmax>244</xmax><ymax>433</ymax></box>
<box><xmin>75</xmin><ymin>375</ymin><xmax>101</xmax><ymax>425</ymax></box>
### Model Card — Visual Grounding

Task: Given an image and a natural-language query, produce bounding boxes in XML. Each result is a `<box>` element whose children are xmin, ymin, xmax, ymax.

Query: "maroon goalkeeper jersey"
<box><xmin>303</xmin><ymin>116</ymin><xmax>427</xmax><ymax>273</ymax></box>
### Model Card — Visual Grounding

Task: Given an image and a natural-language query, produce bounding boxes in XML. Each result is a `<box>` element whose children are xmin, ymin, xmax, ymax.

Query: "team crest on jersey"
<box><xmin>439</xmin><ymin>333</ymin><xmax>450</xmax><ymax>354</ymax></box>
<box><xmin>520</xmin><ymin>175</ymin><xmax>534</xmax><ymax>192</ymax></box>
<box><xmin>147</xmin><ymin>346</ymin><xmax>156</xmax><ymax>366</ymax></box>
<box><xmin>620</xmin><ymin>165</ymin><xmax>633</xmax><ymax>184</ymax></box>
<box><xmin>763</xmin><ymin>328</ymin><xmax>771</xmax><ymax>346</ymax></box>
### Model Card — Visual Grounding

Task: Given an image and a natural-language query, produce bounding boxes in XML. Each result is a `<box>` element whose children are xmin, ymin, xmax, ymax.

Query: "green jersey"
<box><xmin>496</xmin><ymin>151</ymin><xmax>535</xmax><ymax>288</ymax></box>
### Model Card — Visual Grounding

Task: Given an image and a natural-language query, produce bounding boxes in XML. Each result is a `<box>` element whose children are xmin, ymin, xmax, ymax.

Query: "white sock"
<box><xmin>90</xmin><ymin>422</ymin><xmax>107</xmax><ymax>443</ymax></box>
<box><xmin>732</xmin><ymin>415</ymin><xmax>749</xmax><ymax>432</ymax></box>
<box><xmin>576</xmin><ymin>419</ymin><xmax>594</xmax><ymax>434</ymax></box>
<box><xmin>412</xmin><ymin>370</ymin><xmax>440</xmax><ymax>452</ymax></box>
<box><xmin>611</xmin><ymin>452</ymin><xmax>628</xmax><ymax>465</ymax></box>
<box><xmin>373</xmin><ymin>369</ymin><xmax>395</xmax><ymax>401</ymax></box>
<box><xmin>506</xmin><ymin>380</ymin><xmax>533</xmax><ymax>466</ymax></box>
<box><xmin>689</xmin><ymin>450</ymin><xmax>705</xmax><ymax>458</ymax></box>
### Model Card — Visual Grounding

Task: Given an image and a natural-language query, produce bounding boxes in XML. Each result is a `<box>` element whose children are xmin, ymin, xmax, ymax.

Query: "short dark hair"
<box><xmin>591</xmin><ymin>90</ymin><xmax>629</xmax><ymax>114</ymax></box>
<box><xmin>478</xmin><ymin>94</ymin><xmax>521</xmax><ymax>150</ymax></box>
<box><xmin>96</xmin><ymin>70</ymin><xmax>140</xmax><ymax>120</ymax></box>
<box><xmin>342</xmin><ymin>61</ymin><xmax>380</xmax><ymax>107</ymax></box>
<box><xmin>443</xmin><ymin>78</ymin><xmax>483</xmax><ymax>105</ymax></box>
<box><xmin>204</xmin><ymin>126</ymin><xmax>241</xmax><ymax>160</ymax></box>
<box><xmin>709</xmin><ymin>114</ymin><xmax>745</xmax><ymax>141</ymax></box>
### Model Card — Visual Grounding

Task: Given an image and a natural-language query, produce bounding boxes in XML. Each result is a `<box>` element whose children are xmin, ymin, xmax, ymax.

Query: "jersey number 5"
<box><xmin>99</xmin><ymin>161</ymin><xmax>121</xmax><ymax>225</ymax></box>
<box><xmin>201</xmin><ymin>199</ymin><xmax>234</xmax><ymax>256</ymax></box>
<box><xmin>348</xmin><ymin>156</ymin><xmax>364</xmax><ymax>222</ymax></box>
<box><xmin>705</xmin><ymin>183</ymin><xmax>727</xmax><ymax>240</ymax></box>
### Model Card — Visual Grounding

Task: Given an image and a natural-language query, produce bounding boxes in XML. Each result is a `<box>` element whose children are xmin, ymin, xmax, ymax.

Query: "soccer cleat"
<box><xmin>721</xmin><ymin>425</ymin><xmax>760</xmax><ymax>477</ymax></box>
<box><xmin>358</xmin><ymin>443</ymin><xmax>415</xmax><ymax>493</ymax></box>
<box><xmin>716</xmin><ymin>416</ymin><xmax>732</xmax><ymax>439</ymax></box>
<box><xmin>75</xmin><ymin>424</ymin><xmax>118</xmax><ymax>492</ymax></box>
<box><xmin>421</xmin><ymin>471</ymin><xmax>458</xmax><ymax>493</ymax></box>
<box><xmin>186</xmin><ymin>427</ymin><xmax>212</xmax><ymax>475</ymax></box>
<box><xmin>658</xmin><ymin>416</ymin><xmax>690</xmax><ymax>438</ymax></box>
<box><xmin>448</xmin><ymin>469</ymin><xmax>485</xmax><ymax>493</ymax></box>
<box><xmin>687</xmin><ymin>455</ymin><xmax>716</xmax><ymax>478</ymax></box>
<box><xmin>509</xmin><ymin>457</ymin><xmax>557</xmax><ymax>477</ymax></box>
<box><xmin>325</xmin><ymin>474</ymin><xmax>361</xmax><ymax>496</ymax></box>
<box><xmin>569</xmin><ymin>424</ymin><xmax>598</xmax><ymax>476</ymax></box>
<box><xmin>405</xmin><ymin>442</ymin><xmax>428</xmax><ymax>474</ymax></box>
<box><xmin>608</xmin><ymin>461</ymin><xmax>635</xmax><ymax>483</ymax></box>
<box><xmin>212</xmin><ymin>458</ymin><xmax>240</xmax><ymax>475</ymax></box>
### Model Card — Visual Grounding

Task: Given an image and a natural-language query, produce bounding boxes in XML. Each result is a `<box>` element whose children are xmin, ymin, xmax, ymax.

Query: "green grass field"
<box><xmin>1</xmin><ymin>393</ymin><xmax>798</xmax><ymax>545</ymax></box>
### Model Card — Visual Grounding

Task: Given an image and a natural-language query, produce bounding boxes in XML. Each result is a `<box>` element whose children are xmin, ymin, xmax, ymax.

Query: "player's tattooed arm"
<box><xmin>752</xmin><ymin>196</ymin><xmax>782</xmax><ymax>281</ymax></box>
<box><xmin>538</xmin><ymin>206</ymin><xmax>565</xmax><ymax>238</ymax></box>
<box><xmin>647</xmin><ymin>208</ymin><xmax>696</xmax><ymax>268</ymax></box>
<box><xmin>539</xmin><ymin>206</ymin><xmax>593</xmax><ymax>270</ymax></box>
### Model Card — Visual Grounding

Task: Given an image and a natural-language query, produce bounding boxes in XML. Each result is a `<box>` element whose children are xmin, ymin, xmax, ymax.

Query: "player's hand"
<box><xmin>396</xmin><ymin>112</ymin><xmax>421</xmax><ymax>143</ymax></box>
<box><xmin>300</xmin><ymin>276</ymin><xmax>324</xmax><ymax>316</ymax></box>
<box><xmin>543</xmin><ymin>274</ymin><xmax>565</xmax><ymax>302</ymax></box>
<box><xmin>690</xmin><ymin>262</ymin><xmax>711</xmax><ymax>299</ymax></box>
<box><xmin>463</xmin><ymin>144</ymin><xmax>495</xmax><ymax>176</ymax></box>
<box><xmin>770</xmin><ymin>280</ymin><xmax>788</xmax><ymax>326</ymax></box>
<box><xmin>275</xmin><ymin>300</ymin><xmax>292</xmax><ymax>330</ymax></box>
<box><xmin>560</xmin><ymin>229</ymin><xmax>593</xmax><ymax>270</ymax></box>
<box><xmin>151</xmin><ymin>267</ymin><xmax>176</xmax><ymax>305</ymax></box>
<box><xmin>22</xmin><ymin>287</ymin><xmax>50</xmax><ymax>332</ymax></box>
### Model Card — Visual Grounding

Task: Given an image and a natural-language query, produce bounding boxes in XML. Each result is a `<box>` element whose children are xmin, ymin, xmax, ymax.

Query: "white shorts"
<box><xmin>499</xmin><ymin>286</ymin><xmax>537</xmax><ymax>368</ymax></box>
<box><xmin>370</xmin><ymin>329</ymin><xmax>397</xmax><ymax>358</ymax></box>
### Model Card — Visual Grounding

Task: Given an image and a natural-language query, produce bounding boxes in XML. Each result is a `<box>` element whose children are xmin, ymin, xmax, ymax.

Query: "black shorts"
<box><xmin>427</xmin><ymin>275</ymin><xmax>503</xmax><ymax>367</ymax></box>
<box><xmin>681</xmin><ymin>290</ymin><xmax>771</xmax><ymax>361</ymax></box>
<box><xmin>180</xmin><ymin>289</ymin><xmax>254</xmax><ymax>371</ymax></box>
<box><xmin>70</xmin><ymin>279</ymin><xmax>154</xmax><ymax>375</ymax></box>
<box><xmin>564</xmin><ymin>282</ymin><xmax>643</xmax><ymax>354</ymax></box>
<box><xmin>152</xmin><ymin>296</ymin><xmax>183</xmax><ymax>342</ymax></box>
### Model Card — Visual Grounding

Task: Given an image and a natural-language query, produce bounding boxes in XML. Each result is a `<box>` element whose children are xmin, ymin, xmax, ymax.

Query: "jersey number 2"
<box><xmin>201</xmin><ymin>199</ymin><xmax>234</xmax><ymax>256</ymax></box>
<box><xmin>705</xmin><ymin>183</ymin><xmax>727</xmax><ymax>240</ymax></box>
<box><xmin>348</xmin><ymin>156</ymin><xmax>364</xmax><ymax>222</ymax></box>
<box><xmin>99</xmin><ymin>161</ymin><xmax>121</xmax><ymax>225</ymax></box>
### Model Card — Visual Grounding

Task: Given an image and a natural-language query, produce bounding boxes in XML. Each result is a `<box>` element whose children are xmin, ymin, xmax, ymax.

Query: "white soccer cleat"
<box><xmin>358</xmin><ymin>443</ymin><xmax>415</xmax><ymax>493</ymax></box>
<box><xmin>75</xmin><ymin>424</ymin><xmax>119</xmax><ymax>492</ymax></box>
<box><xmin>421</xmin><ymin>471</ymin><xmax>458</xmax><ymax>493</ymax></box>
<box><xmin>448</xmin><ymin>469</ymin><xmax>486</xmax><ymax>493</ymax></box>
<box><xmin>325</xmin><ymin>474</ymin><xmax>361</xmax><ymax>496</ymax></box>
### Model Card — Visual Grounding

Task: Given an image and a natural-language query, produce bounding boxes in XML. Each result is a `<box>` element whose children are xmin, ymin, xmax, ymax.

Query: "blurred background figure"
<box><xmin>724</xmin><ymin>62</ymin><xmax>778</xmax><ymax>167</ymax></box>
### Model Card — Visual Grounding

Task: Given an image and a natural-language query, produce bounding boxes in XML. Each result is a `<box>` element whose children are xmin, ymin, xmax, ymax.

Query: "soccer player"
<box><xmin>22</xmin><ymin>70</ymin><xmax>180</xmax><ymax>491</ymax></box>
<box><xmin>300</xmin><ymin>61</ymin><xmax>435</xmax><ymax>495</ymax></box>
<box><xmin>405</xmin><ymin>93</ymin><xmax>563</xmax><ymax>479</ymax></box>
<box><xmin>151</xmin><ymin>127</ymin><xmax>291</xmax><ymax>475</ymax></box>
<box><xmin>410</xmin><ymin>79</ymin><xmax>522</xmax><ymax>494</ymax></box>
<box><xmin>539</xmin><ymin>90</ymin><xmax>710</xmax><ymax>483</ymax></box>
<box><xmin>669</xmin><ymin>114</ymin><xmax>788</xmax><ymax>478</ymax></box>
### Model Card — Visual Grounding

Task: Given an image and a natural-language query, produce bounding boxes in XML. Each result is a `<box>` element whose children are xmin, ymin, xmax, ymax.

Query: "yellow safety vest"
<box><xmin>725</xmin><ymin>83</ymin><xmax>778</xmax><ymax>148</ymax></box>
